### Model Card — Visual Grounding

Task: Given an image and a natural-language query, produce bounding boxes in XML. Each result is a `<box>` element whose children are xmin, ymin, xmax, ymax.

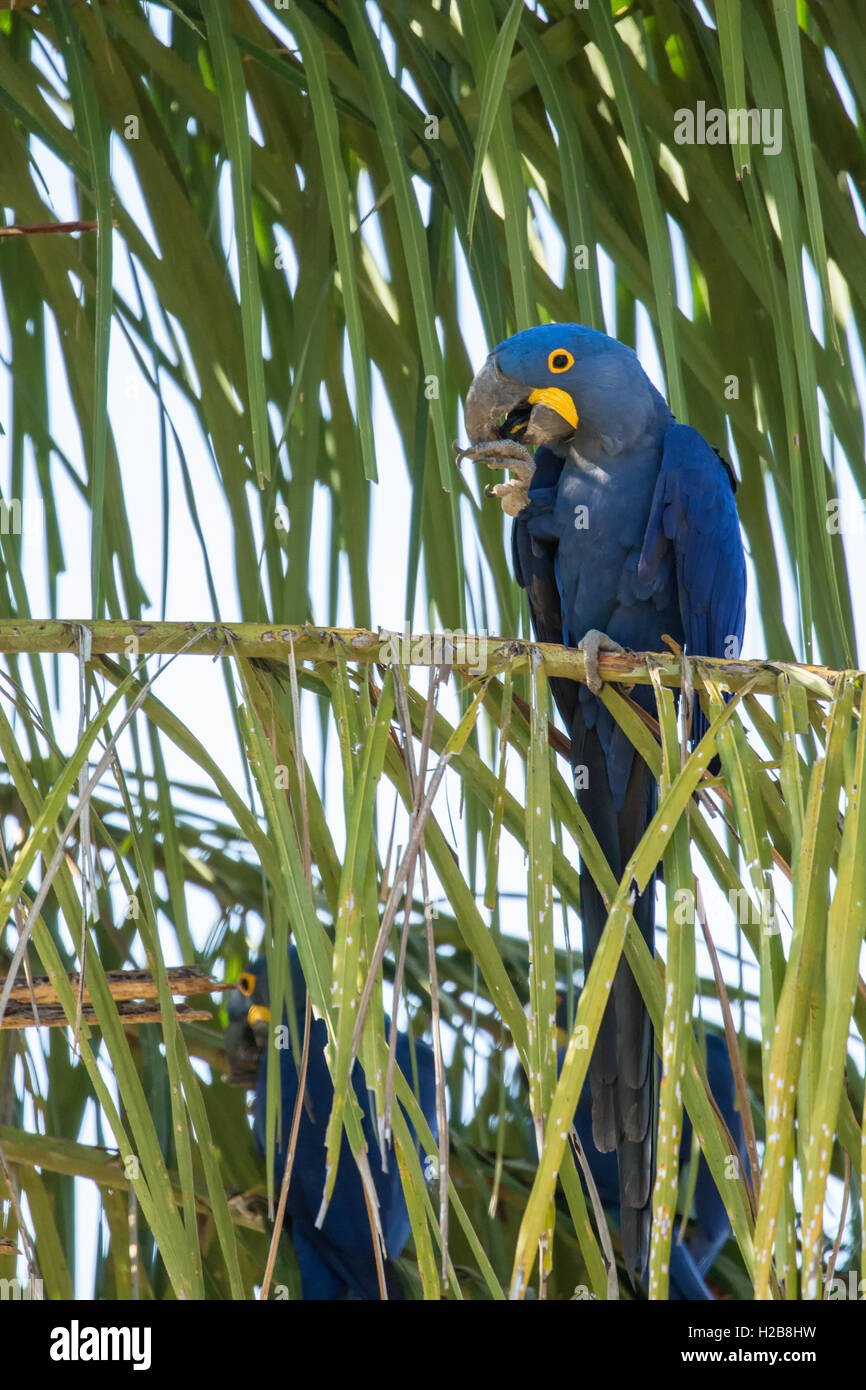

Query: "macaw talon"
<box><xmin>577</xmin><ymin>628</ymin><xmax>627</xmax><ymax>695</ymax></box>
<box><xmin>485</xmin><ymin>479</ymin><xmax>532</xmax><ymax>516</ymax></box>
<box><xmin>453</xmin><ymin>436</ymin><xmax>534</xmax><ymax>467</ymax></box>
<box><xmin>454</xmin><ymin>437</ymin><xmax>535</xmax><ymax>514</ymax></box>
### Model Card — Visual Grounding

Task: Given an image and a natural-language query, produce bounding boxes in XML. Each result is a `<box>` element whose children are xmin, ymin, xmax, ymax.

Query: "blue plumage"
<box><xmin>225</xmin><ymin>949</ymin><xmax>437</xmax><ymax>1300</ymax></box>
<box><xmin>570</xmin><ymin>1029</ymin><xmax>749</xmax><ymax>1299</ymax></box>
<box><xmin>638</xmin><ymin>424</ymin><xmax>747</xmax><ymax>738</ymax></box>
<box><xmin>462</xmin><ymin>322</ymin><xmax>747</xmax><ymax>1280</ymax></box>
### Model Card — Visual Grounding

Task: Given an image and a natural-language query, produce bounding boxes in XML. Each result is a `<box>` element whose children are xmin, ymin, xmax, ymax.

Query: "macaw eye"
<box><xmin>548</xmin><ymin>349</ymin><xmax>574</xmax><ymax>373</ymax></box>
<box><xmin>238</xmin><ymin>972</ymin><xmax>256</xmax><ymax>997</ymax></box>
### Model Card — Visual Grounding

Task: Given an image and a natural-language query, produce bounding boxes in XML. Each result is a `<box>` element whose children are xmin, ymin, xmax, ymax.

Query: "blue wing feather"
<box><xmin>638</xmin><ymin>425</ymin><xmax>746</xmax><ymax>741</ymax></box>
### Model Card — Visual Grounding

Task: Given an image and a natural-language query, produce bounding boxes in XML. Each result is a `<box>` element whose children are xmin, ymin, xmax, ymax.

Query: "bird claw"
<box><xmin>484</xmin><ymin>479</ymin><xmax>532</xmax><ymax>516</ymax></box>
<box><xmin>577</xmin><ymin>629</ymin><xmax>627</xmax><ymax>695</ymax></box>
<box><xmin>453</xmin><ymin>437</ymin><xmax>534</xmax><ymax>467</ymax></box>
<box><xmin>453</xmin><ymin>438</ymin><xmax>535</xmax><ymax>515</ymax></box>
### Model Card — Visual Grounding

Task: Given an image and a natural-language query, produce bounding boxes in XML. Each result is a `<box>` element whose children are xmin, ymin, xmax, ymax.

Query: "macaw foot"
<box><xmin>452</xmin><ymin>438</ymin><xmax>535</xmax><ymax>516</ymax></box>
<box><xmin>577</xmin><ymin>629</ymin><xmax>626</xmax><ymax>695</ymax></box>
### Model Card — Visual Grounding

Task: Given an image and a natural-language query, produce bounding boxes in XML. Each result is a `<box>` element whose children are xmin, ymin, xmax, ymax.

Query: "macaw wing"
<box><xmin>638</xmin><ymin>424</ymin><xmax>746</xmax><ymax>741</ymax></box>
<box><xmin>260</xmin><ymin>1038</ymin><xmax>400</xmax><ymax>1299</ymax></box>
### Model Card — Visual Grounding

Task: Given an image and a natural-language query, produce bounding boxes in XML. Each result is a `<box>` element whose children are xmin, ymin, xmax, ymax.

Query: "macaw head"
<box><xmin>464</xmin><ymin>323</ymin><xmax>670</xmax><ymax>456</ymax></box>
<box><xmin>225</xmin><ymin>948</ymin><xmax>312</xmax><ymax>1085</ymax></box>
<box><xmin>224</xmin><ymin>957</ymin><xmax>271</xmax><ymax>1087</ymax></box>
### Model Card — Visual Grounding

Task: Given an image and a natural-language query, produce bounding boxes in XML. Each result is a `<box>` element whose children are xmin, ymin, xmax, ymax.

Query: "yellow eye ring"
<box><xmin>548</xmin><ymin>348</ymin><xmax>574</xmax><ymax>373</ymax></box>
<box><xmin>238</xmin><ymin>971</ymin><xmax>256</xmax><ymax>997</ymax></box>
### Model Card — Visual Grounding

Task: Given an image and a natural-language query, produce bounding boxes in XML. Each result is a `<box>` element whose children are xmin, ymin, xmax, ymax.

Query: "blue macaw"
<box><xmin>459</xmin><ymin>323</ymin><xmax>746</xmax><ymax>1279</ymax></box>
<box><xmin>569</xmin><ymin>1027</ymin><xmax>749</xmax><ymax>1298</ymax></box>
<box><xmin>225</xmin><ymin>948</ymin><xmax>437</xmax><ymax>1299</ymax></box>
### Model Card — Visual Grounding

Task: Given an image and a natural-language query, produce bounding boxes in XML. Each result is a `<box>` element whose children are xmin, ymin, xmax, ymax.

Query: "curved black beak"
<box><xmin>224</xmin><ymin>1012</ymin><xmax>269</xmax><ymax>1087</ymax></box>
<box><xmin>464</xmin><ymin>354</ymin><xmax>578</xmax><ymax>449</ymax></box>
<box><xmin>464</xmin><ymin>355</ymin><xmax>531</xmax><ymax>444</ymax></box>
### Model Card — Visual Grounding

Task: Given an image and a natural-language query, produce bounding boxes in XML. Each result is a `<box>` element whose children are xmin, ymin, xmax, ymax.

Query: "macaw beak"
<box><xmin>224</xmin><ymin>1014</ymin><xmax>262</xmax><ymax>1086</ymax></box>
<box><xmin>224</xmin><ymin>998</ymin><xmax>271</xmax><ymax>1087</ymax></box>
<box><xmin>464</xmin><ymin>354</ymin><xmax>578</xmax><ymax>447</ymax></box>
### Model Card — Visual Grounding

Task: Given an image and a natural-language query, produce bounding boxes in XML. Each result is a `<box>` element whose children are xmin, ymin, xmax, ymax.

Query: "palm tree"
<box><xmin>0</xmin><ymin>0</ymin><xmax>863</xmax><ymax>1301</ymax></box>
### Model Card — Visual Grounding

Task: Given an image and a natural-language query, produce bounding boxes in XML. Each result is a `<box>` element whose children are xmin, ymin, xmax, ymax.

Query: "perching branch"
<box><xmin>0</xmin><ymin>620</ymin><xmax>846</xmax><ymax>698</ymax></box>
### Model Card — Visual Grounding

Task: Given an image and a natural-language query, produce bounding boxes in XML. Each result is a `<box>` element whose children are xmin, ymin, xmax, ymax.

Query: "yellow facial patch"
<box><xmin>527</xmin><ymin>386</ymin><xmax>578</xmax><ymax>430</ymax></box>
<box><xmin>247</xmin><ymin>1004</ymin><xmax>270</xmax><ymax>1025</ymax></box>
<box><xmin>237</xmin><ymin>972</ymin><xmax>256</xmax><ymax>997</ymax></box>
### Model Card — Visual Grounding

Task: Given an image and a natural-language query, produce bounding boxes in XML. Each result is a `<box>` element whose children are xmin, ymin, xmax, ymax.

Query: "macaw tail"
<box><xmin>572</xmin><ymin>713</ymin><xmax>657</xmax><ymax>1283</ymax></box>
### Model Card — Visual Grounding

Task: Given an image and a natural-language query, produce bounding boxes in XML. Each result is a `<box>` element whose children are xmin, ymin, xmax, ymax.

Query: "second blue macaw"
<box><xmin>225</xmin><ymin>948</ymin><xmax>437</xmax><ymax>1299</ymax></box>
<box><xmin>460</xmin><ymin>323</ymin><xmax>746</xmax><ymax>1279</ymax></box>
